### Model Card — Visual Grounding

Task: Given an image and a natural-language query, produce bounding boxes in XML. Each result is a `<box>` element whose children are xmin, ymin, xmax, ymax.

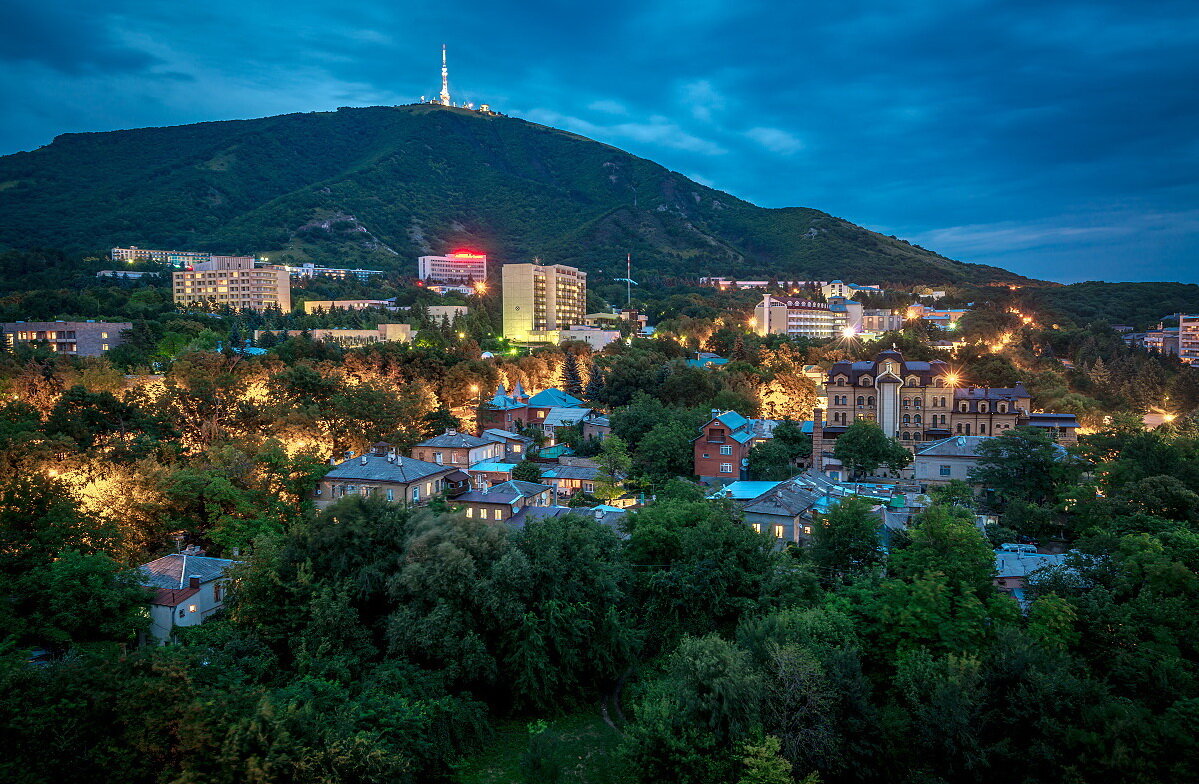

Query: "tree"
<box><xmin>809</xmin><ymin>496</ymin><xmax>882</xmax><ymax>583</ymax></box>
<box><xmin>512</xmin><ymin>460</ymin><xmax>543</xmax><ymax>483</ymax></box>
<box><xmin>594</xmin><ymin>434</ymin><xmax>632</xmax><ymax>503</ymax></box>
<box><xmin>583</xmin><ymin>366</ymin><xmax>606</xmax><ymax>402</ymax></box>
<box><xmin>561</xmin><ymin>352</ymin><xmax>583</xmax><ymax>397</ymax></box>
<box><xmin>891</xmin><ymin>505</ymin><xmax>997</xmax><ymax>594</ymax></box>
<box><xmin>747</xmin><ymin>439</ymin><xmax>797</xmax><ymax>481</ymax></box>
<box><xmin>636</xmin><ymin>420</ymin><xmax>697</xmax><ymax>479</ymax></box>
<box><xmin>968</xmin><ymin>427</ymin><xmax>1073</xmax><ymax>509</ymax></box>
<box><xmin>737</xmin><ymin>735</ymin><xmax>795</xmax><ymax>784</ymax></box>
<box><xmin>832</xmin><ymin>420</ymin><xmax>911</xmax><ymax>478</ymax></box>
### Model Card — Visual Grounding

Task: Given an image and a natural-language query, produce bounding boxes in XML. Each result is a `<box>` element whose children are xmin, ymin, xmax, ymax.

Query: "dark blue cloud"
<box><xmin>0</xmin><ymin>0</ymin><xmax>1196</xmax><ymax>283</ymax></box>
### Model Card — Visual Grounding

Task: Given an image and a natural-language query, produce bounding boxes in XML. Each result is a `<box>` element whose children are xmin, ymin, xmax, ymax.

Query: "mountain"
<box><xmin>0</xmin><ymin>104</ymin><xmax>1029</xmax><ymax>286</ymax></box>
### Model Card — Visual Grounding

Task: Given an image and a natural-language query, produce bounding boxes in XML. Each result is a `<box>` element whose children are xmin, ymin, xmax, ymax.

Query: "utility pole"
<box><xmin>626</xmin><ymin>253</ymin><xmax>632</xmax><ymax>308</ymax></box>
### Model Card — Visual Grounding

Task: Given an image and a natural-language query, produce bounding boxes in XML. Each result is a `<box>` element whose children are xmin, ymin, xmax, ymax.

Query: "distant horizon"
<box><xmin>3</xmin><ymin>1</ymin><xmax>1196</xmax><ymax>283</ymax></box>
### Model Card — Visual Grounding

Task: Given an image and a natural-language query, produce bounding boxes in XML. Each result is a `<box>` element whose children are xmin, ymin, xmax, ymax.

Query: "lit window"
<box><xmin>188</xmin><ymin>604</ymin><xmax>198</xmax><ymax>613</ymax></box>
<box><xmin>803</xmin><ymin>525</ymin><xmax>812</xmax><ymax>535</ymax></box>
<box><xmin>466</xmin><ymin>507</ymin><xmax>474</xmax><ymax>518</ymax></box>
<box><xmin>752</xmin><ymin>523</ymin><xmax>761</xmax><ymax>533</ymax></box>
<box><xmin>773</xmin><ymin>525</ymin><xmax>784</xmax><ymax>539</ymax></box>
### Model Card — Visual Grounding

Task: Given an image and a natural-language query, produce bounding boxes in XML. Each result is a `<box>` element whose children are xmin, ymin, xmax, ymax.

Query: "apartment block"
<box><xmin>753</xmin><ymin>295</ymin><xmax>848</xmax><ymax>339</ymax></box>
<box><xmin>173</xmin><ymin>256</ymin><xmax>291</xmax><ymax>312</ymax></box>
<box><xmin>113</xmin><ymin>247</ymin><xmax>257</xmax><ymax>269</ymax></box>
<box><xmin>1180</xmin><ymin>314</ymin><xmax>1199</xmax><ymax>366</ymax></box>
<box><xmin>502</xmin><ymin>262</ymin><xmax>587</xmax><ymax>342</ymax></box>
<box><xmin>2</xmin><ymin>320</ymin><xmax>131</xmax><ymax>356</ymax></box>
<box><xmin>418</xmin><ymin>253</ymin><xmax>488</xmax><ymax>284</ymax></box>
<box><xmin>282</xmin><ymin>263</ymin><xmax>383</xmax><ymax>281</ymax></box>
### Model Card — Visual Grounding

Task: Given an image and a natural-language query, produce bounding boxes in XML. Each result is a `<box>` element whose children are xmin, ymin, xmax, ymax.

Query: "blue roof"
<box><xmin>708</xmin><ymin>481</ymin><xmax>783</xmax><ymax>501</ymax></box>
<box><xmin>538</xmin><ymin>444</ymin><xmax>576</xmax><ymax>458</ymax></box>
<box><xmin>687</xmin><ymin>357</ymin><xmax>730</xmax><ymax>368</ymax></box>
<box><xmin>528</xmin><ymin>388</ymin><xmax>584</xmax><ymax>408</ymax></box>
<box><xmin>469</xmin><ymin>461</ymin><xmax>518</xmax><ymax>472</ymax></box>
<box><xmin>714</xmin><ymin>411</ymin><xmax>750</xmax><ymax>430</ymax></box>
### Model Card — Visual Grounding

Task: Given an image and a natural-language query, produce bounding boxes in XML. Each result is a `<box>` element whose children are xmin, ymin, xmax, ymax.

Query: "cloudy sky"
<box><xmin>3</xmin><ymin>0</ymin><xmax>1198</xmax><ymax>282</ymax></box>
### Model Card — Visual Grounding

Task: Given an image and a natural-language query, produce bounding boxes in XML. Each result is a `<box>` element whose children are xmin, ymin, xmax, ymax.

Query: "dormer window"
<box><xmin>834</xmin><ymin>375</ymin><xmax>849</xmax><ymax>385</ymax></box>
<box><xmin>906</xmin><ymin>376</ymin><xmax>919</xmax><ymax>387</ymax></box>
<box><xmin>959</xmin><ymin>402</ymin><xmax>969</xmax><ymax>413</ymax></box>
<box><xmin>979</xmin><ymin>402</ymin><xmax>988</xmax><ymax>413</ymax></box>
<box><xmin>860</xmin><ymin>376</ymin><xmax>874</xmax><ymax>386</ymax></box>
<box><xmin>934</xmin><ymin>378</ymin><xmax>945</xmax><ymax>387</ymax></box>
<box><xmin>998</xmin><ymin>403</ymin><xmax>1008</xmax><ymax>413</ymax></box>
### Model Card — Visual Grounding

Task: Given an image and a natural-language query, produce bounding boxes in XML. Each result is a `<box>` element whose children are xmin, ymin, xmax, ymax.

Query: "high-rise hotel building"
<box><xmin>172</xmin><ymin>256</ymin><xmax>291</xmax><ymax>312</ymax></box>
<box><xmin>418</xmin><ymin>253</ymin><xmax>488</xmax><ymax>285</ymax></box>
<box><xmin>502</xmin><ymin>262</ymin><xmax>587</xmax><ymax>343</ymax></box>
<box><xmin>753</xmin><ymin>295</ymin><xmax>849</xmax><ymax>339</ymax></box>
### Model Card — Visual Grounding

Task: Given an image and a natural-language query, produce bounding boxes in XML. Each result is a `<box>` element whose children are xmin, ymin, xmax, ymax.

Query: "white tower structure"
<box><xmin>439</xmin><ymin>45</ymin><xmax>451</xmax><ymax>106</ymax></box>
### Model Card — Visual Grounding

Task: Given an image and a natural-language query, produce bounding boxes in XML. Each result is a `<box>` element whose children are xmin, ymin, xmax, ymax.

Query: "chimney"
<box><xmin>360</xmin><ymin>455</ymin><xmax>368</xmax><ymax>465</ymax></box>
<box><xmin>445</xmin><ymin>428</ymin><xmax>457</xmax><ymax>435</ymax></box>
<box><xmin>188</xmin><ymin>575</ymin><xmax>200</xmax><ymax>589</ymax></box>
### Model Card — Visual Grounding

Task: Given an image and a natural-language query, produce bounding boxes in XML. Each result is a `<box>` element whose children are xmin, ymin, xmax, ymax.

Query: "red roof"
<box><xmin>152</xmin><ymin>587</ymin><xmax>200</xmax><ymax>607</ymax></box>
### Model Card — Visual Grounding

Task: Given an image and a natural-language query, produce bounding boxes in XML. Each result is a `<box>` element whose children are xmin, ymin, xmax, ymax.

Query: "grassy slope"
<box><xmin>0</xmin><ymin>105</ymin><xmax>1029</xmax><ymax>285</ymax></box>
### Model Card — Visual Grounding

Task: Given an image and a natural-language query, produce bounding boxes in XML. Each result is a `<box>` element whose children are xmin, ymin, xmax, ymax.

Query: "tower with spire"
<box><xmin>439</xmin><ymin>44</ymin><xmax>451</xmax><ymax>106</ymax></box>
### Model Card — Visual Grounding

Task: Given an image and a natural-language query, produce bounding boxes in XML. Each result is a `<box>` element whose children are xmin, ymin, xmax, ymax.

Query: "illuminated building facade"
<box><xmin>502</xmin><ymin>262</ymin><xmax>587</xmax><ymax>342</ymax></box>
<box><xmin>173</xmin><ymin>256</ymin><xmax>291</xmax><ymax>312</ymax></box>
<box><xmin>2</xmin><ymin>320</ymin><xmax>131</xmax><ymax>356</ymax></box>
<box><xmin>812</xmin><ymin>348</ymin><xmax>1078</xmax><ymax>478</ymax></box>
<box><xmin>418</xmin><ymin>252</ymin><xmax>488</xmax><ymax>284</ymax></box>
<box><xmin>753</xmin><ymin>295</ymin><xmax>848</xmax><ymax>339</ymax></box>
<box><xmin>113</xmin><ymin>247</ymin><xmax>252</xmax><ymax>268</ymax></box>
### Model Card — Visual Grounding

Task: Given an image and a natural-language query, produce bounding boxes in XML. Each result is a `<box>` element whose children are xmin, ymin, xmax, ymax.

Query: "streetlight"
<box><xmin>841</xmin><ymin>326</ymin><xmax>857</xmax><ymax>338</ymax></box>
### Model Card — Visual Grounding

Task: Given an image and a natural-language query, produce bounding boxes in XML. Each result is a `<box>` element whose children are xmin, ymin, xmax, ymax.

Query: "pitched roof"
<box><xmin>415</xmin><ymin>430</ymin><xmax>492</xmax><ymax>449</ymax></box>
<box><xmin>708</xmin><ymin>480</ymin><xmax>784</xmax><ymax>501</ymax></box>
<box><xmin>916</xmin><ymin>435</ymin><xmax>990</xmax><ymax>458</ymax></box>
<box><xmin>323</xmin><ymin>453</ymin><xmax>453</xmax><ymax>483</ymax></box>
<box><xmin>482</xmin><ymin>428</ymin><xmax>534</xmax><ymax>444</ymax></box>
<box><xmin>468</xmin><ymin>461</ymin><xmax>518</xmax><ymax>473</ymax></box>
<box><xmin>454</xmin><ymin>480</ymin><xmax>553</xmax><ymax>505</ymax></box>
<box><xmin>528</xmin><ymin>388</ymin><xmax>584</xmax><ymax>408</ymax></box>
<box><xmin>742</xmin><ymin>480</ymin><xmax>820</xmax><ymax>518</ymax></box>
<box><xmin>955</xmin><ymin>384</ymin><xmax>1031</xmax><ymax>400</ymax></box>
<box><xmin>138</xmin><ymin>554</ymin><xmax>238</xmax><ymax>590</ymax></box>
<box><xmin>713</xmin><ymin>410</ymin><xmax>750</xmax><ymax>430</ymax></box>
<box><xmin>544</xmin><ymin>407</ymin><xmax>592</xmax><ymax>427</ymax></box>
<box><xmin>543</xmin><ymin>464</ymin><xmax>601</xmax><ymax>480</ymax></box>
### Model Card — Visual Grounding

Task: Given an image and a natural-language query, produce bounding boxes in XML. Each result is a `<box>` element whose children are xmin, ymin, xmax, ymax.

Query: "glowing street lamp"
<box><xmin>841</xmin><ymin>326</ymin><xmax>857</xmax><ymax>338</ymax></box>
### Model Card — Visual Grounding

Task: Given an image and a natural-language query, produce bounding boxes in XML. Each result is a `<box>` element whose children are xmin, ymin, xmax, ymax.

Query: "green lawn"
<box><xmin>454</xmin><ymin>708</ymin><xmax>632</xmax><ymax>784</ymax></box>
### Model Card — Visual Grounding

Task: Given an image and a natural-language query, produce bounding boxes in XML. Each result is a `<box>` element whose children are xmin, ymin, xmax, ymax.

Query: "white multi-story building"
<box><xmin>1180</xmin><ymin>314</ymin><xmax>1199</xmax><ymax>366</ymax></box>
<box><xmin>112</xmin><ymin>247</ymin><xmax>252</xmax><ymax>268</ymax></box>
<box><xmin>753</xmin><ymin>295</ymin><xmax>849</xmax><ymax>339</ymax></box>
<box><xmin>502</xmin><ymin>262</ymin><xmax>587</xmax><ymax>342</ymax></box>
<box><xmin>418</xmin><ymin>253</ymin><xmax>488</xmax><ymax>284</ymax></box>
<box><xmin>173</xmin><ymin>256</ymin><xmax>291</xmax><ymax>312</ymax></box>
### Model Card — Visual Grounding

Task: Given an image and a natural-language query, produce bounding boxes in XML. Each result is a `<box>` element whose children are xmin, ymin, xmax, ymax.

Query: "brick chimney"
<box><xmin>188</xmin><ymin>575</ymin><xmax>200</xmax><ymax>589</ymax></box>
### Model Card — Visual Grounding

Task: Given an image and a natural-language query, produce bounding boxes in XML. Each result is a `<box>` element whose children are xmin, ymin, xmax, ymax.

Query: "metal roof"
<box><xmin>415</xmin><ymin>430</ymin><xmax>492</xmax><ymax>449</ymax></box>
<box><xmin>323</xmin><ymin>453</ymin><xmax>453</xmax><ymax>483</ymax></box>
<box><xmin>138</xmin><ymin>554</ymin><xmax>238</xmax><ymax>590</ymax></box>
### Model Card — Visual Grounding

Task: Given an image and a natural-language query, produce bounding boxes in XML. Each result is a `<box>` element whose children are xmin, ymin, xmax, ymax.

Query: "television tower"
<box><xmin>439</xmin><ymin>44</ymin><xmax>451</xmax><ymax>106</ymax></box>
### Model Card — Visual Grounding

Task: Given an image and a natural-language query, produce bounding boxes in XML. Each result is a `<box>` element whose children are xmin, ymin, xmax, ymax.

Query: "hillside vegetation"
<box><xmin>0</xmin><ymin>105</ymin><xmax>1027</xmax><ymax>285</ymax></box>
<box><xmin>1019</xmin><ymin>281</ymin><xmax>1199</xmax><ymax>329</ymax></box>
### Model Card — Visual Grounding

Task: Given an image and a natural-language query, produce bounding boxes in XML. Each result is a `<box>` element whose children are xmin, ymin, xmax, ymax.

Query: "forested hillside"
<box><xmin>0</xmin><ymin>105</ymin><xmax>1028</xmax><ymax>285</ymax></box>
<box><xmin>1018</xmin><ymin>281</ymin><xmax>1199</xmax><ymax>329</ymax></box>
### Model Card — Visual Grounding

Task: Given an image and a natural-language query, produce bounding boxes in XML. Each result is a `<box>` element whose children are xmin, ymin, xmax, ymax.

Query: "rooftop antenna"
<box><xmin>615</xmin><ymin>253</ymin><xmax>638</xmax><ymax>308</ymax></box>
<box><xmin>439</xmin><ymin>44</ymin><xmax>451</xmax><ymax>106</ymax></box>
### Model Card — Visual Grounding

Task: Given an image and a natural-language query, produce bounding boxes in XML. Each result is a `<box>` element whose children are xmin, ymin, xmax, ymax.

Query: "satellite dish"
<box><xmin>741</xmin><ymin>458</ymin><xmax>749</xmax><ymax>467</ymax></box>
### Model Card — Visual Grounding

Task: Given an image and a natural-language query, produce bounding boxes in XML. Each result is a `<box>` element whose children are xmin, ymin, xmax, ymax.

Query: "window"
<box><xmin>980</xmin><ymin>424</ymin><xmax>987</xmax><ymax>434</ymax></box>
<box><xmin>913</xmin><ymin>398</ymin><xmax>921</xmax><ymax>408</ymax></box>
<box><xmin>998</xmin><ymin>403</ymin><xmax>1008</xmax><ymax>413</ymax></box>
<box><xmin>466</xmin><ymin>507</ymin><xmax>474</xmax><ymax>518</ymax></box>
<box><xmin>960</xmin><ymin>402</ymin><xmax>969</xmax><ymax>412</ymax></box>
<box><xmin>902</xmin><ymin>431</ymin><xmax>910</xmax><ymax>440</ymax></box>
<box><xmin>433</xmin><ymin>451</ymin><xmax>443</xmax><ymax>463</ymax></box>
<box><xmin>857</xmin><ymin>396</ymin><xmax>865</xmax><ymax>406</ymax></box>
<box><xmin>752</xmin><ymin>523</ymin><xmax>762</xmax><ymax>533</ymax></box>
<box><xmin>480</xmin><ymin>508</ymin><xmax>489</xmax><ymax>520</ymax></box>
<box><xmin>867</xmin><ymin>396</ymin><xmax>875</xmax><ymax>406</ymax></box>
<box><xmin>188</xmin><ymin>604</ymin><xmax>198</xmax><ymax>613</ymax></box>
<box><xmin>803</xmin><ymin>525</ymin><xmax>812</xmax><ymax>535</ymax></box>
<box><xmin>386</xmin><ymin>489</ymin><xmax>394</xmax><ymax>501</ymax></box>
<box><xmin>913</xmin><ymin>432</ymin><xmax>921</xmax><ymax>441</ymax></box>
<box><xmin>902</xmin><ymin>397</ymin><xmax>911</xmax><ymax>407</ymax></box>
<box><xmin>964</xmin><ymin>424</ymin><xmax>971</xmax><ymax>434</ymax></box>
<box><xmin>902</xmin><ymin>414</ymin><xmax>911</xmax><ymax>424</ymax></box>
<box><xmin>101</xmin><ymin>344</ymin><xmax>109</xmax><ymax>351</ymax></box>
<box><xmin>979</xmin><ymin>402</ymin><xmax>988</xmax><ymax>413</ymax></box>
<box><xmin>772</xmin><ymin>525</ymin><xmax>785</xmax><ymax>539</ymax></box>
<box><xmin>913</xmin><ymin>414</ymin><xmax>922</xmax><ymax>424</ymax></box>
<box><xmin>719</xmin><ymin>445</ymin><xmax>733</xmax><ymax>455</ymax></box>
<box><xmin>939</xmin><ymin>464</ymin><xmax>952</xmax><ymax>476</ymax></box>
<box><xmin>702</xmin><ymin>453</ymin><xmax>710</xmax><ymax>458</ymax></box>
<box><xmin>411</xmin><ymin>487</ymin><xmax>420</xmax><ymax>502</ymax></box>
<box><xmin>719</xmin><ymin>463</ymin><xmax>733</xmax><ymax>473</ymax></box>
<box><xmin>584</xmin><ymin>482</ymin><xmax>594</xmax><ymax>493</ymax></box>
<box><xmin>213</xmin><ymin>583</ymin><xmax>222</xmax><ymax>602</ymax></box>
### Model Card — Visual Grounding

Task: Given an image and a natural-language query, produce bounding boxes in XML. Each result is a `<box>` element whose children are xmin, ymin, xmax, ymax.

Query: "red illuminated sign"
<box><xmin>449</xmin><ymin>251</ymin><xmax>486</xmax><ymax>259</ymax></box>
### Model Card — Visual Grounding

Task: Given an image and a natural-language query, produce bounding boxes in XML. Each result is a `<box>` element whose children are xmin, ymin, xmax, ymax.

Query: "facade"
<box><xmin>741</xmin><ymin>480</ymin><xmax>821</xmax><ymax>545</ymax></box>
<box><xmin>813</xmin><ymin>348</ymin><xmax>1079</xmax><ymax>476</ymax></box>
<box><xmin>283</xmin><ymin>263</ymin><xmax>382</xmax><ymax>280</ymax></box>
<box><xmin>909</xmin><ymin>305</ymin><xmax>968</xmax><ymax>328</ymax></box>
<box><xmin>173</xmin><ymin>256</ymin><xmax>291</xmax><ymax>312</ymax></box>
<box><xmin>558</xmin><ymin>325</ymin><xmax>622</xmax><ymax>349</ymax></box>
<box><xmin>754</xmin><ymin>295</ymin><xmax>849</xmax><ymax>339</ymax></box>
<box><xmin>315</xmin><ymin>443</ymin><xmax>455</xmax><ymax>509</ymax></box>
<box><xmin>693</xmin><ymin>410</ymin><xmax>776</xmax><ymax>483</ymax></box>
<box><xmin>451</xmin><ymin>480</ymin><xmax>554</xmax><ymax>523</ymax></box>
<box><xmin>427</xmin><ymin>305</ymin><xmax>470</xmax><ymax>323</ymax></box>
<box><xmin>860</xmin><ymin>308</ymin><xmax>906</xmax><ymax>334</ymax></box>
<box><xmin>479</xmin><ymin>428</ymin><xmax>534</xmax><ymax>459</ymax></box>
<box><xmin>2</xmin><ymin>320</ymin><xmax>131</xmax><ymax>356</ymax></box>
<box><xmin>478</xmin><ymin>384</ymin><xmax>588</xmax><ymax>432</ymax></box>
<box><xmin>1179</xmin><ymin>314</ymin><xmax>1199</xmax><ymax>365</ymax></box>
<box><xmin>540</xmin><ymin>462</ymin><xmax>601</xmax><ymax>500</ymax></box>
<box><xmin>913</xmin><ymin>435</ymin><xmax>988</xmax><ymax>486</ymax></box>
<box><xmin>96</xmin><ymin>269</ymin><xmax>159</xmax><ymax>279</ymax></box>
<box><xmin>411</xmin><ymin>429</ymin><xmax>506</xmax><ymax>467</ymax></box>
<box><xmin>254</xmin><ymin>324</ymin><xmax>410</xmax><ymax>346</ymax></box>
<box><xmin>994</xmin><ymin>544</ymin><xmax>1068</xmax><ymax>608</ymax></box>
<box><xmin>418</xmin><ymin>252</ymin><xmax>488</xmax><ymax>284</ymax></box>
<box><xmin>138</xmin><ymin>551</ymin><xmax>239</xmax><ymax>643</ymax></box>
<box><xmin>112</xmin><ymin>247</ymin><xmax>227</xmax><ymax>267</ymax></box>
<box><xmin>502</xmin><ymin>263</ymin><xmax>587</xmax><ymax>342</ymax></box>
<box><xmin>302</xmin><ymin>299</ymin><xmax>393</xmax><ymax>314</ymax></box>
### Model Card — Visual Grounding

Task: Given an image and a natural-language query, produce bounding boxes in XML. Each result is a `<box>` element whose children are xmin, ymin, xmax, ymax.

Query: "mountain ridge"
<box><xmin>0</xmin><ymin>104</ymin><xmax>1033</xmax><ymax>286</ymax></box>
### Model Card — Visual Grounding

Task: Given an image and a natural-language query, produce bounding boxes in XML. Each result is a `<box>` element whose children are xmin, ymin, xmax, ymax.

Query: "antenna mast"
<box><xmin>439</xmin><ymin>45</ymin><xmax>451</xmax><ymax>106</ymax></box>
<box><xmin>626</xmin><ymin>253</ymin><xmax>632</xmax><ymax>307</ymax></box>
